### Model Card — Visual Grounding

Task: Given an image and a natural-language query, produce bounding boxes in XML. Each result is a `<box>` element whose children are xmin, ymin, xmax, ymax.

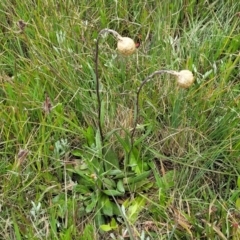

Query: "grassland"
<box><xmin>1</xmin><ymin>0</ymin><xmax>240</xmax><ymax>239</ymax></box>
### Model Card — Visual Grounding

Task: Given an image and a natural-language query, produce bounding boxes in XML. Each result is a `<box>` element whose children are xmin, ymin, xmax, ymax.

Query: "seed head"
<box><xmin>117</xmin><ymin>36</ymin><xmax>136</xmax><ymax>56</ymax></box>
<box><xmin>176</xmin><ymin>70</ymin><xmax>194</xmax><ymax>88</ymax></box>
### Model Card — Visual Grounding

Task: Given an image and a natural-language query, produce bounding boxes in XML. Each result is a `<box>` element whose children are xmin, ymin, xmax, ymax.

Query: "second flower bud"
<box><xmin>117</xmin><ymin>36</ymin><xmax>136</xmax><ymax>56</ymax></box>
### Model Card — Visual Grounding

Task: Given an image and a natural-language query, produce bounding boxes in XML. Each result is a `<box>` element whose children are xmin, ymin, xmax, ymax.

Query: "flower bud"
<box><xmin>117</xmin><ymin>36</ymin><xmax>136</xmax><ymax>56</ymax></box>
<box><xmin>176</xmin><ymin>70</ymin><xmax>194</xmax><ymax>88</ymax></box>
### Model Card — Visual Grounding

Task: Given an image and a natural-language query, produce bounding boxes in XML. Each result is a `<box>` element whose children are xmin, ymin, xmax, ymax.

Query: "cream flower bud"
<box><xmin>117</xmin><ymin>36</ymin><xmax>136</xmax><ymax>56</ymax></box>
<box><xmin>176</xmin><ymin>70</ymin><xmax>194</xmax><ymax>88</ymax></box>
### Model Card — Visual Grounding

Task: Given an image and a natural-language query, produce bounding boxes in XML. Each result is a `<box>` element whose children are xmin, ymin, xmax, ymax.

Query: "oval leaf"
<box><xmin>100</xmin><ymin>224</ymin><xmax>112</xmax><ymax>232</ymax></box>
<box><xmin>117</xmin><ymin>180</ymin><xmax>125</xmax><ymax>193</ymax></box>
<box><xmin>103</xmin><ymin>190</ymin><xmax>124</xmax><ymax>196</ymax></box>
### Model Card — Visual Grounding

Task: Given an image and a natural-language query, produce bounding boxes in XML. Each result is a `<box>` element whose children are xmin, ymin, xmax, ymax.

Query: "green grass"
<box><xmin>1</xmin><ymin>0</ymin><xmax>240</xmax><ymax>239</ymax></box>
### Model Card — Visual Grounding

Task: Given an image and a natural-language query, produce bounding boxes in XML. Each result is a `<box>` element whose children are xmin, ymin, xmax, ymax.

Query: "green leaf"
<box><xmin>100</xmin><ymin>224</ymin><xmax>112</xmax><ymax>232</ymax></box>
<box><xmin>159</xmin><ymin>188</ymin><xmax>167</xmax><ymax>207</ymax></box>
<box><xmin>149</xmin><ymin>159</ymin><xmax>174</xmax><ymax>189</ymax></box>
<box><xmin>102</xmin><ymin>177</ymin><xmax>116</xmax><ymax>188</ymax></box>
<box><xmin>107</xmin><ymin>169</ymin><xmax>123</xmax><ymax>176</ymax></box>
<box><xmin>11</xmin><ymin>213</ymin><xmax>22</xmax><ymax>240</ymax></box>
<box><xmin>71</xmin><ymin>149</ymin><xmax>82</xmax><ymax>157</ymax></box>
<box><xmin>125</xmin><ymin>196</ymin><xmax>146</xmax><ymax>224</ymax></box>
<box><xmin>161</xmin><ymin>170</ymin><xmax>175</xmax><ymax>189</ymax></box>
<box><xmin>113</xmin><ymin>171</ymin><xmax>135</xmax><ymax>179</ymax></box>
<box><xmin>104</xmin><ymin>148</ymin><xmax>120</xmax><ymax>170</ymax></box>
<box><xmin>236</xmin><ymin>198</ymin><xmax>240</xmax><ymax>210</ymax></box>
<box><xmin>86</xmin><ymin>195</ymin><xmax>97</xmax><ymax>213</ymax></box>
<box><xmin>74</xmin><ymin>184</ymin><xmax>92</xmax><ymax>195</ymax></box>
<box><xmin>95</xmin><ymin>211</ymin><xmax>105</xmax><ymax>228</ymax></box>
<box><xmin>127</xmin><ymin>180</ymin><xmax>154</xmax><ymax>192</ymax></box>
<box><xmin>112</xmin><ymin>203</ymin><xmax>120</xmax><ymax>215</ymax></box>
<box><xmin>110</xmin><ymin>218</ymin><xmax>118</xmax><ymax>229</ymax></box>
<box><xmin>95</xmin><ymin>129</ymin><xmax>102</xmax><ymax>158</ymax></box>
<box><xmin>237</xmin><ymin>176</ymin><xmax>240</xmax><ymax>189</ymax></box>
<box><xmin>80</xmin><ymin>224</ymin><xmax>94</xmax><ymax>240</ymax></box>
<box><xmin>86</xmin><ymin>126</ymin><xmax>95</xmax><ymax>146</ymax></box>
<box><xmin>100</xmin><ymin>218</ymin><xmax>118</xmax><ymax>232</ymax></box>
<box><xmin>123</xmin><ymin>171</ymin><xmax>151</xmax><ymax>184</ymax></box>
<box><xmin>60</xmin><ymin>226</ymin><xmax>74</xmax><ymax>240</ymax></box>
<box><xmin>114</xmin><ymin>132</ymin><xmax>130</xmax><ymax>152</ymax></box>
<box><xmin>103</xmin><ymin>189</ymin><xmax>124</xmax><ymax>196</ymax></box>
<box><xmin>117</xmin><ymin>180</ymin><xmax>125</xmax><ymax>193</ymax></box>
<box><xmin>102</xmin><ymin>198</ymin><xmax>113</xmax><ymax>216</ymax></box>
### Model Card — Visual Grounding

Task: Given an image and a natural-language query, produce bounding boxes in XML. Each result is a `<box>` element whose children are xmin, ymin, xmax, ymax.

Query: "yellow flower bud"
<box><xmin>176</xmin><ymin>70</ymin><xmax>194</xmax><ymax>88</ymax></box>
<box><xmin>117</xmin><ymin>36</ymin><xmax>136</xmax><ymax>56</ymax></box>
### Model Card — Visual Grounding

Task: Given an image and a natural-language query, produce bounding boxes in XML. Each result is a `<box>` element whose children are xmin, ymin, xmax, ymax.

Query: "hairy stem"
<box><xmin>129</xmin><ymin>70</ymin><xmax>178</xmax><ymax>158</ymax></box>
<box><xmin>95</xmin><ymin>28</ymin><xmax>122</xmax><ymax>143</ymax></box>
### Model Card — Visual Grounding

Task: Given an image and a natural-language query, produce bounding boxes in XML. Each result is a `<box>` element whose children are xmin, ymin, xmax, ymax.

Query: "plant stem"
<box><xmin>129</xmin><ymin>70</ymin><xmax>178</xmax><ymax>158</ymax></box>
<box><xmin>95</xmin><ymin>28</ymin><xmax>122</xmax><ymax>143</ymax></box>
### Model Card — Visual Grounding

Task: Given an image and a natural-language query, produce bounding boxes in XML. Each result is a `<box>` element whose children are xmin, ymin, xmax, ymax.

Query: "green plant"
<box><xmin>1</xmin><ymin>1</ymin><xmax>240</xmax><ymax>239</ymax></box>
